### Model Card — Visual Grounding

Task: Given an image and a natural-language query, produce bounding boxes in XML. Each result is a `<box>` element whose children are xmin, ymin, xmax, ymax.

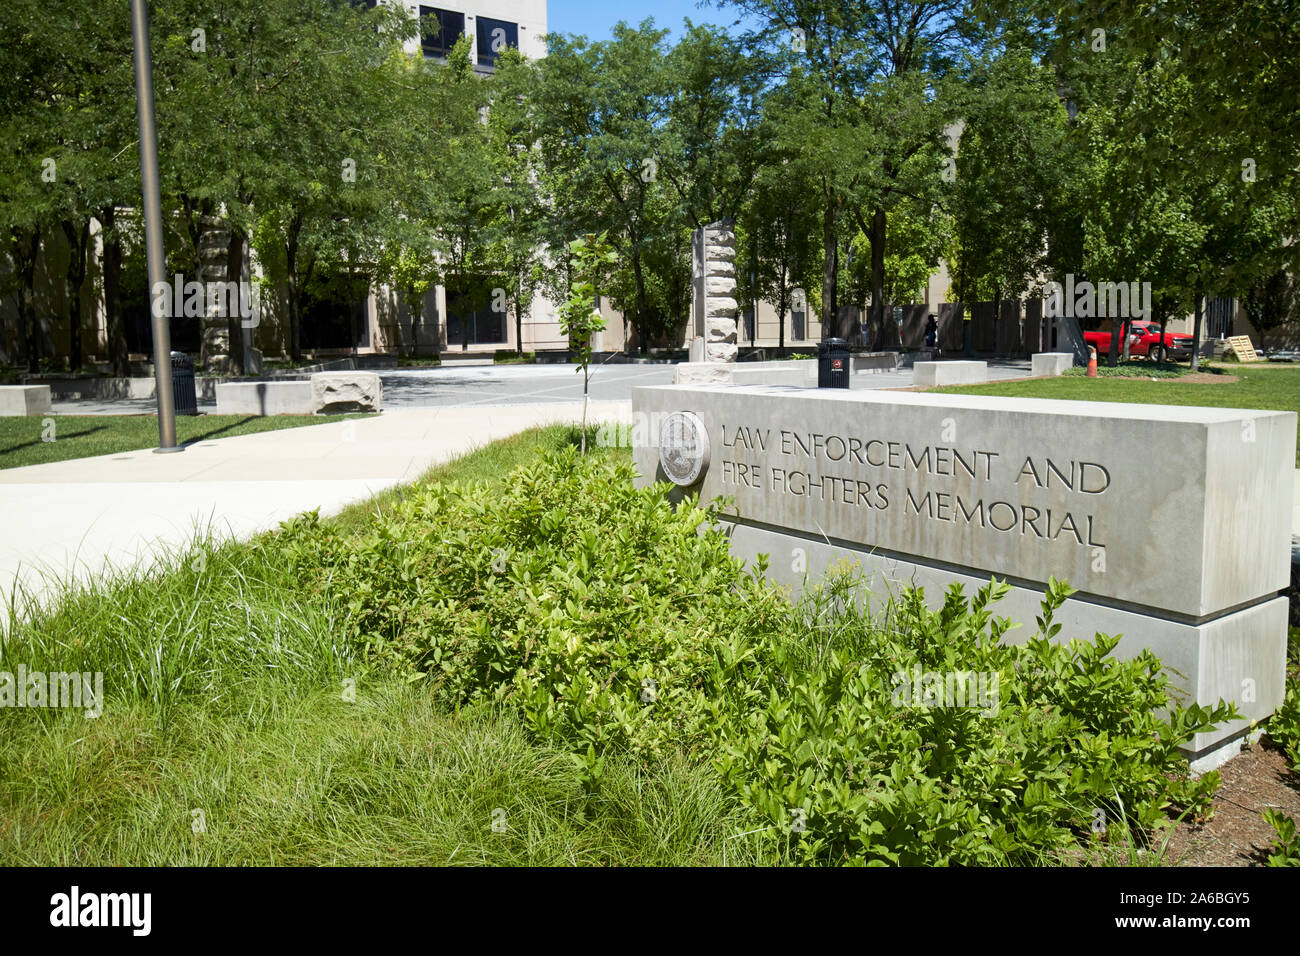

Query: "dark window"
<box><xmin>446</xmin><ymin>278</ymin><xmax>507</xmax><ymax>346</ymax></box>
<box><xmin>420</xmin><ymin>6</ymin><xmax>464</xmax><ymax>59</ymax></box>
<box><xmin>302</xmin><ymin>273</ymin><xmax>371</xmax><ymax>350</ymax></box>
<box><xmin>119</xmin><ymin>257</ymin><xmax>202</xmax><ymax>354</ymax></box>
<box><xmin>1207</xmin><ymin>296</ymin><xmax>1235</xmax><ymax>338</ymax></box>
<box><xmin>476</xmin><ymin>17</ymin><xmax>517</xmax><ymax>68</ymax></box>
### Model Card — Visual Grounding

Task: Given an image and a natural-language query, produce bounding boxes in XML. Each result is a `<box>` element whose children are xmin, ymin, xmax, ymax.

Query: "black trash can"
<box><xmin>170</xmin><ymin>351</ymin><xmax>198</xmax><ymax>416</ymax></box>
<box><xmin>817</xmin><ymin>337</ymin><xmax>850</xmax><ymax>389</ymax></box>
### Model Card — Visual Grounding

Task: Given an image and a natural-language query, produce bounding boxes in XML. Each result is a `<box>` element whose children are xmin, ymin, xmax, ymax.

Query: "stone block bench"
<box><xmin>913</xmin><ymin>360</ymin><xmax>988</xmax><ymax>387</ymax></box>
<box><xmin>0</xmin><ymin>385</ymin><xmax>52</xmax><ymax>416</ymax></box>
<box><xmin>215</xmin><ymin>372</ymin><xmax>382</xmax><ymax>416</ymax></box>
<box><xmin>216</xmin><ymin>381</ymin><xmax>313</xmax><ymax>415</ymax></box>
<box><xmin>851</xmin><ymin>352</ymin><xmax>902</xmax><ymax>374</ymax></box>
<box><xmin>1031</xmin><ymin>352</ymin><xmax>1075</xmax><ymax>377</ymax></box>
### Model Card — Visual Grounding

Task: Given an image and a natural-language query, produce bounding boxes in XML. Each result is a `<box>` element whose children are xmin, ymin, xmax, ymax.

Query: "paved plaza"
<box><xmin>49</xmin><ymin>359</ymin><xmax>1039</xmax><ymax>415</ymax></box>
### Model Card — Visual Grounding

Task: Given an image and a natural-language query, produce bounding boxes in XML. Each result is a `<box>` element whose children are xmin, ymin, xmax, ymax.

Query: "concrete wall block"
<box><xmin>215</xmin><ymin>381</ymin><xmax>312</xmax><ymax>415</ymax></box>
<box><xmin>914</xmin><ymin>360</ymin><xmax>987</xmax><ymax>386</ymax></box>
<box><xmin>1031</xmin><ymin>352</ymin><xmax>1075</xmax><ymax>377</ymax></box>
<box><xmin>0</xmin><ymin>385</ymin><xmax>53</xmax><ymax>416</ymax></box>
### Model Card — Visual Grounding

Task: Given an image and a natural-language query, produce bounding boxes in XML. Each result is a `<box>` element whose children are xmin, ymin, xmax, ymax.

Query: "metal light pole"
<box><xmin>130</xmin><ymin>0</ymin><xmax>180</xmax><ymax>452</ymax></box>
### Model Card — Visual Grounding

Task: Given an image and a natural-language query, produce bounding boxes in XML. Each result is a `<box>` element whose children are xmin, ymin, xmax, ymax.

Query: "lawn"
<box><xmin>940</xmin><ymin>363</ymin><xmax>1300</xmax><ymax>464</ymax></box>
<box><xmin>0</xmin><ymin>413</ymin><xmax>371</xmax><ymax>471</ymax></box>
<box><xmin>4</xmin><ymin>423</ymin><xmax>1290</xmax><ymax>866</ymax></box>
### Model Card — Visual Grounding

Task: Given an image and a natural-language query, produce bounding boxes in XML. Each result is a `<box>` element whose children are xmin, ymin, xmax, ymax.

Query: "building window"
<box><xmin>302</xmin><ymin>272</ymin><xmax>371</xmax><ymax>350</ymax></box>
<box><xmin>476</xmin><ymin>17</ymin><xmax>517</xmax><ymax>68</ymax></box>
<box><xmin>419</xmin><ymin>6</ymin><xmax>464</xmax><ymax>59</ymax></box>
<box><xmin>446</xmin><ymin>278</ymin><xmax>506</xmax><ymax>346</ymax></box>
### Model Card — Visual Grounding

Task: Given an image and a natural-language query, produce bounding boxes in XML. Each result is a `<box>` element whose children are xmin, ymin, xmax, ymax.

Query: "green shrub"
<box><xmin>1263</xmin><ymin>809</ymin><xmax>1300</xmax><ymax>866</ymax></box>
<box><xmin>715</xmin><ymin>574</ymin><xmax>1230</xmax><ymax>865</ymax></box>
<box><xmin>276</xmin><ymin>447</ymin><xmax>1235</xmax><ymax>865</ymax></box>
<box><xmin>1064</xmin><ymin>361</ymin><xmax>1187</xmax><ymax>379</ymax></box>
<box><xmin>278</xmin><ymin>447</ymin><xmax>790</xmax><ymax>761</ymax></box>
<box><xmin>1264</xmin><ymin>627</ymin><xmax>1300</xmax><ymax>768</ymax></box>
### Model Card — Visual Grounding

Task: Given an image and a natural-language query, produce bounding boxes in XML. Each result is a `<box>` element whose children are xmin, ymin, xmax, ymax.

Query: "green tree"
<box><xmin>560</xmin><ymin>233</ymin><xmax>616</xmax><ymax>452</ymax></box>
<box><xmin>534</xmin><ymin>22</ymin><xmax>676</xmax><ymax>352</ymax></box>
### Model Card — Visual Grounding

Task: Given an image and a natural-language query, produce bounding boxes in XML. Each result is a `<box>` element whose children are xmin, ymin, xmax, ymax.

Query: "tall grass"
<box><xmin>2</xmin><ymin>530</ymin><xmax>351</xmax><ymax>720</ymax></box>
<box><xmin>0</xmin><ymin>425</ymin><xmax>772</xmax><ymax>865</ymax></box>
<box><xmin>0</xmin><ymin>684</ymin><xmax>767</xmax><ymax>865</ymax></box>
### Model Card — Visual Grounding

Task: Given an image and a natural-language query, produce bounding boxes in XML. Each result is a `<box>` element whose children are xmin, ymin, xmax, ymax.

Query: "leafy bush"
<box><xmin>274</xmin><ymin>446</ymin><xmax>1235</xmax><ymax>865</ymax></box>
<box><xmin>1264</xmin><ymin>627</ymin><xmax>1300</xmax><ymax>768</ymax></box>
<box><xmin>1064</xmin><ymin>361</ymin><xmax>1187</xmax><ymax>379</ymax></box>
<box><xmin>278</xmin><ymin>446</ymin><xmax>790</xmax><ymax>761</ymax></box>
<box><xmin>716</xmin><ymin>575</ymin><xmax>1229</xmax><ymax>865</ymax></box>
<box><xmin>1263</xmin><ymin>809</ymin><xmax>1300</xmax><ymax>866</ymax></box>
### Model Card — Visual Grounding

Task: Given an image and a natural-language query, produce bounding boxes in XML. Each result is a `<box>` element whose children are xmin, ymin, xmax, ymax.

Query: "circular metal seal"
<box><xmin>658</xmin><ymin>410</ymin><xmax>710</xmax><ymax>486</ymax></box>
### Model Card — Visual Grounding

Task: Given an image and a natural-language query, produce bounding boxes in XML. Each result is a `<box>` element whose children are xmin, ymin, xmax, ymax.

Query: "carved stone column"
<box><xmin>197</xmin><ymin>215</ymin><xmax>232</xmax><ymax>372</ymax></box>
<box><xmin>700</xmin><ymin>220</ymin><xmax>738</xmax><ymax>363</ymax></box>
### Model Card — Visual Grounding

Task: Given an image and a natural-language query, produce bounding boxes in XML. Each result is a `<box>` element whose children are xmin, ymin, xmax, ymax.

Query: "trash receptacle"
<box><xmin>170</xmin><ymin>351</ymin><xmax>198</xmax><ymax>416</ymax></box>
<box><xmin>818</xmin><ymin>337</ymin><xmax>850</xmax><ymax>389</ymax></box>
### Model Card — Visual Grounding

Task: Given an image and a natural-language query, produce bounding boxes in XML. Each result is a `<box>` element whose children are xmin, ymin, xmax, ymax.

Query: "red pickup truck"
<box><xmin>1128</xmin><ymin>320</ymin><xmax>1196</xmax><ymax>360</ymax></box>
<box><xmin>1082</xmin><ymin>323</ymin><xmax>1143</xmax><ymax>357</ymax></box>
<box><xmin>1083</xmin><ymin>320</ymin><xmax>1196</xmax><ymax>360</ymax></box>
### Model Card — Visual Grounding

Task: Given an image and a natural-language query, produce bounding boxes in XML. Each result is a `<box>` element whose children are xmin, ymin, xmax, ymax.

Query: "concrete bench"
<box><xmin>0</xmin><ymin>385</ymin><xmax>52</xmax><ymax>416</ymax></box>
<box><xmin>851</xmin><ymin>352</ymin><xmax>901</xmax><ymax>373</ymax></box>
<box><xmin>913</xmin><ymin>361</ymin><xmax>988</xmax><ymax>387</ymax></box>
<box><xmin>215</xmin><ymin>372</ymin><xmax>383</xmax><ymax>416</ymax></box>
<box><xmin>1031</xmin><ymin>352</ymin><xmax>1075</xmax><ymax>377</ymax></box>
<box><xmin>215</xmin><ymin>381</ymin><xmax>313</xmax><ymax>415</ymax></box>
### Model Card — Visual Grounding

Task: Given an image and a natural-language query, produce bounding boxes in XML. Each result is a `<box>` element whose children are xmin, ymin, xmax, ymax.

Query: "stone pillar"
<box><xmin>701</xmin><ymin>220</ymin><xmax>738</xmax><ymax>363</ymax></box>
<box><xmin>676</xmin><ymin>220</ymin><xmax>741</xmax><ymax>383</ymax></box>
<box><xmin>198</xmin><ymin>215</ymin><xmax>232</xmax><ymax>372</ymax></box>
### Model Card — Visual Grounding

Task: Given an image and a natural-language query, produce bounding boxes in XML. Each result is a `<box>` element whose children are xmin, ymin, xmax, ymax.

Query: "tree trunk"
<box><xmin>11</xmin><ymin>227</ymin><xmax>41</xmax><ymax>372</ymax></box>
<box><xmin>869</xmin><ymin>207</ymin><xmax>887</xmax><ymax>349</ymax></box>
<box><xmin>633</xmin><ymin>252</ymin><xmax>648</xmax><ymax>354</ymax></box>
<box><xmin>285</xmin><ymin>214</ymin><xmax>303</xmax><ymax>362</ymax></box>
<box><xmin>821</xmin><ymin>183</ymin><xmax>836</xmax><ymax>339</ymax></box>
<box><xmin>1190</xmin><ymin>289</ymin><xmax>1204</xmax><ymax>371</ymax></box>
<box><xmin>455</xmin><ymin>275</ymin><xmax>470</xmax><ymax>351</ymax></box>
<box><xmin>993</xmin><ymin>288</ymin><xmax>1003</xmax><ymax>358</ymax></box>
<box><xmin>99</xmin><ymin>207</ymin><xmax>129</xmax><ymax>376</ymax></box>
<box><xmin>225</xmin><ymin>226</ymin><xmax>247</xmax><ymax>376</ymax></box>
<box><xmin>406</xmin><ymin>287</ymin><xmax>422</xmax><ymax>357</ymax></box>
<box><xmin>515</xmin><ymin>298</ymin><xmax>523</xmax><ymax>357</ymax></box>
<box><xmin>778</xmin><ymin>257</ymin><xmax>788</xmax><ymax>351</ymax></box>
<box><xmin>61</xmin><ymin>218</ymin><xmax>90</xmax><ymax>371</ymax></box>
<box><xmin>286</xmin><ymin>213</ymin><xmax>302</xmax><ymax>361</ymax></box>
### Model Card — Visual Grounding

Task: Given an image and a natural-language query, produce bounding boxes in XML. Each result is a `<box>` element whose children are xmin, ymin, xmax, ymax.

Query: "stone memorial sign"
<box><xmin>633</xmin><ymin>383</ymin><xmax>1296</xmax><ymax>764</ymax></box>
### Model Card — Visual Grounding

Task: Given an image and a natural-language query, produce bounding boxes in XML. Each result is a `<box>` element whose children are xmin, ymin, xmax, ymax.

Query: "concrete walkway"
<box><xmin>0</xmin><ymin>402</ymin><xmax>629</xmax><ymax>621</ymax></box>
<box><xmin>4</xmin><ymin>391</ymin><xmax>1296</xmax><ymax>623</ymax></box>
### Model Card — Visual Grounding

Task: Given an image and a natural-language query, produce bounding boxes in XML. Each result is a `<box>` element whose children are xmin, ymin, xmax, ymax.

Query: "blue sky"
<box><xmin>547</xmin><ymin>0</ymin><xmax>752</xmax><ymax>43</ymax></box>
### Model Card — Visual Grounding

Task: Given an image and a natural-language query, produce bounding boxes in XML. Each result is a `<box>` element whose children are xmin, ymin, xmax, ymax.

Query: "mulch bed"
<box><xmin>1163</xmin><ymin>740</ymin><xmax>1299</xmax><ymax>865</ymax></box>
